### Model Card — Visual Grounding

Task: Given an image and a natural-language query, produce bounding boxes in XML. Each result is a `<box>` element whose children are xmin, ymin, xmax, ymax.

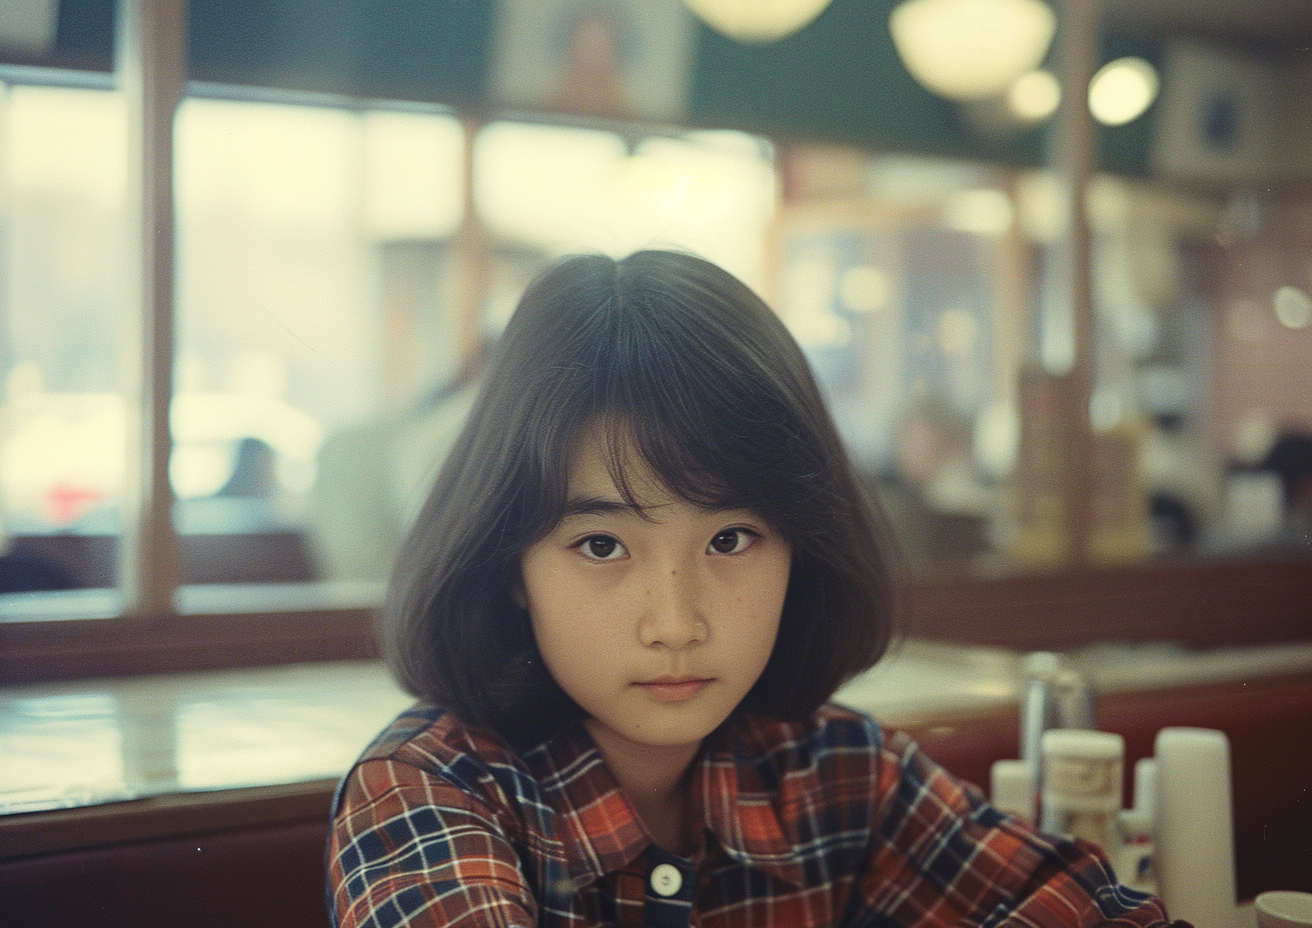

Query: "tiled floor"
<box><xmin>3</xmin><ymin>639</ymin><xmax>1310</xmax><ymax>816</ymax></box>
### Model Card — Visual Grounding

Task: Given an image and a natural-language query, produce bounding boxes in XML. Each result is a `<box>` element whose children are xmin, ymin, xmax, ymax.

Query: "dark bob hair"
<box><xmin>385</xmin><ymin>250</ymin><xmax>897</xmax><ymax>746</ymax></box>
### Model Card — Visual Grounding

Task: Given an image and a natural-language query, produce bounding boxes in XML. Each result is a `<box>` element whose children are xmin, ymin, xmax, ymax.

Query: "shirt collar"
<box><xmin>534</xmin><ymin>723</ymin><xmax>650</xmax><ymax>891</ymax></box>
<box><xmin>698</xmin><ymin>718</ymin><xmax>807</xmax><ymax>888</ymax></box>
<box><xmin>533</xmin><ymin>717</ymin><xmax>806</xmax><ymax>891</ymax></box>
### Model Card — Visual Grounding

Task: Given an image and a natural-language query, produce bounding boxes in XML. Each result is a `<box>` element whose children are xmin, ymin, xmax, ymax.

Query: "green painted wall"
<box><xmin>29</xmin><ymin>0</ymin><xmax>1156</xmax><ymax>176</ymax></box>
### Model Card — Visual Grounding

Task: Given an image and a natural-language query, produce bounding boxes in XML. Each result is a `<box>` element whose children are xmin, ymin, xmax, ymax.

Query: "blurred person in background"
<box><xmin>305</xmin><ymin>371</ymin><xmax>480</xmax><ymax>585</ymax></box>
<box><xmin>1259</xmin><ymin>431</ymin><xmax>1312</xmax><ymax>549</ymax></box>
<box><xmin>871</xmin><ymin>393</ymin><xmax>995</xmax><ymax>574</ymax></box>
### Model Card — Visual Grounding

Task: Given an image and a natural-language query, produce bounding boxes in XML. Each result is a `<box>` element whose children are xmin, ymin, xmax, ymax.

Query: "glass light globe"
<box><xmin>1008</xmin><ymin>69</ymin><xmax>1061</xmax><ymax>122</ymax></box>
<box><xmin>1088</xmin><ymin>57</ymin><xmax>1160</xmax><ymax>126</ymax></box>
<box><xmin>889</xmin><ymin>0</ymin><xmax>1057</xmax><ymax>102</ymax></box>
<box><xmin>681</xmin><ymin>0</ymin><xmax>834</xmax><ymax>43</ymax></box>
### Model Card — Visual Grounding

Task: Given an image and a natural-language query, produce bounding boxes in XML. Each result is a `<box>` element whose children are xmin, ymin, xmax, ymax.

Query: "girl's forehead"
<box><xmin>566</xmin><ymin>422</ymin><xmax>665</xmax><ymax>502</ymax></box>
<box><xmin>558</xmin><ymin>413</ymin><xmax>746</xmax><ymax>515</ymax></box>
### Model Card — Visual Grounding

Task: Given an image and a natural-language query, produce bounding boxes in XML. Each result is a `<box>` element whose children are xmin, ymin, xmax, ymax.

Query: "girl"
<box><xmin>328</xmin><ymin>251</ymin><xmax>1181</xmax><ymax>927</ymax></box>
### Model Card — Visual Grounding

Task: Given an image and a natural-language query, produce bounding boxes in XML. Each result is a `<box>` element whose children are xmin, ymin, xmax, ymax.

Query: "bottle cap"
<box><xmin>1042</xmin><ymin>728</ymin><xmax>1124</xmax><ymax>760</ymax></box>
<box><xmin>1133</xmin><ymin>757</ymin><xmax>1157</xmax><ymax>816</ymax></box>
<box><xmin>990</xmin><ymin>759</ymin><xmax>1035</xmax><ymax>824</ymax></box>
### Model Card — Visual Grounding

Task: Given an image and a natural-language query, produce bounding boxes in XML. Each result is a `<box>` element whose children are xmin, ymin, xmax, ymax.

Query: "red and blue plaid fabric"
<box><xmin>328</xmin><ymin>704</ymin><xmax>1184</xmax><ymax>927</ymax></box>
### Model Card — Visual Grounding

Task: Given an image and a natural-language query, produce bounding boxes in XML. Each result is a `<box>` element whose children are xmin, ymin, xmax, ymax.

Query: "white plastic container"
<box><xmin>1039</xmin><ymin>729</ymin><xmax>1124</xmax><ymax>855</ymax></box>
<box><xmin>1154</xmin><ymin>727</ymin><xmax>1237</xmax><ymax>928</ymax></box>
<box><xmin>990</xmin><ymin>758</ymin><xmax>1036</xmax><ymax>825</ymax></box>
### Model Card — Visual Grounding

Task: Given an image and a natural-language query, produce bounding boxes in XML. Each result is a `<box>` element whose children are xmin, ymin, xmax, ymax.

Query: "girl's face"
<box><xmin>518</xmin><ymin>423</ymin><xmax>792</xmax><ymax>763</ymax></box>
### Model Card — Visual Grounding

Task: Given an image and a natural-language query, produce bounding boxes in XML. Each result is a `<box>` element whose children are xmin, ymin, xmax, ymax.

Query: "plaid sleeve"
<box><xmin>859</xmin><ymin>731</ymin><xmax>1187</xmax><ymax>927</ymax></box>
<box><xmin>328</xmin><ymin>758</ymin><xmax>536</xmax><ymax>928</ymax></box>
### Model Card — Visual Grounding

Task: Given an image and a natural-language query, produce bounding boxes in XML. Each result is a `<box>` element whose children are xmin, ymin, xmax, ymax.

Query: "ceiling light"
<box><xmin>1007</xmin><ymin>69</ymin><xmax>1061</xmax><ymax>122</ymax></box>
<box><xmin>1088</xmin><ymin>57</ymin><xmax>1159</xmax><ymax>126</ymax></box>
<box><xmin>889</xmin><ymin>0</ymin><xmax>1056</xmax><ymax>102</ymax></box>
<box><xmin>1274</xmin><ymin>286</ymin><xmax>1312</xmax><ymax>330</ymax></box>
<box><xmin>681</xmin><ymin>0</ymin><xmax>834</xmax><ymax>43</ymax></box>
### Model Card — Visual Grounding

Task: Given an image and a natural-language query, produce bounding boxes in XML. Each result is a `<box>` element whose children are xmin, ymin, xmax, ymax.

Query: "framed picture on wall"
<box><xmin>488</xmin><ymin>0</ymin><xmax>698</xmax><ymax>121</ymax></box>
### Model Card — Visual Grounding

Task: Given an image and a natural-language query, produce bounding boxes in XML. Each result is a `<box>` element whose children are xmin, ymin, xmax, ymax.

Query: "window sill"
<box><xmin>0</xmin><ymin>589</ymin><xmax>380</xmax><ymax>686</ymax></box>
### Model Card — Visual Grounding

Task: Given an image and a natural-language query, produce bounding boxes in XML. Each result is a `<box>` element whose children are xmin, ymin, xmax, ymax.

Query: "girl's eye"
<box><xmin>708</xmin><ymin>528</ymin><xmax>755</xmax><ymax>555</ymax></box>
<box><xmin>579</xmin><ymin>535</ymin><xmax>626</xmax><ymax>561</ymax></box>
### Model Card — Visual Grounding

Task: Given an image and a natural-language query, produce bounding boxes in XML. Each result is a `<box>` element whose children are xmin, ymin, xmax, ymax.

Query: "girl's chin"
<box><xmin>585</xmin><ymin>713</ymin><xmax>727</xmax><ymax>753</ymax></box>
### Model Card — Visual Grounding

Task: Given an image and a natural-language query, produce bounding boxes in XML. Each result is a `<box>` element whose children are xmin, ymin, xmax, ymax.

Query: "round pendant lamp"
<box><xmin>1088</xmin><ymin>57</ymin><xmax>1160</xmax><ymax>125</ymax></box>
<box><xmin>681</xmin><ymin>0</ymin><xmax>835</xmax><ymax>43</ymax></box>
<box><xmin>889</xmin><ymin>0</ymin><xmax>1057</xmax><ymax>101</ymax></box>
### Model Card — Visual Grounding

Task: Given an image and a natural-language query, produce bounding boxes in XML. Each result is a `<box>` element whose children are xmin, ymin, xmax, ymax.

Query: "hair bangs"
<box><xmin>585</xmin><ymin>284</ymin><xmax>810</xmax><ymax>524</ymax></box>
<box><xmin>589</xmin><ymin>410</ymin><xmax>742</xmax><ymax>515</ymax></box>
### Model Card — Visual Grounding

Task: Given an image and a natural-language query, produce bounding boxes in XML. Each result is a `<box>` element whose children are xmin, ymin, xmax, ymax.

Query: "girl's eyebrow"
<box><xmin>560</xmin><ymin>495</ymin><xmax>750</xmax><ymax>520</ymax></box>
<box><xmin>559</xmin><ymin>496</ymin><xmax>647</xmax><ymax>519</ymax></box>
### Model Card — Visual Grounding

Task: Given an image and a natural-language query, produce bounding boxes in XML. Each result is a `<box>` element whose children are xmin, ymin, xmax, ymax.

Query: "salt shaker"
<box><xmin>1020</xmin><ymin>653</ymin><xmax>1096</xmax><ymax>790</ymax></box>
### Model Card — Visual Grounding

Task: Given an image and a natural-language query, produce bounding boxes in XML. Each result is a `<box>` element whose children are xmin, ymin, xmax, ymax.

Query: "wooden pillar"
<box><xmin>117</xmin><ymin>0</ymin><xmax>186</xmax><ymax>616</ymax></box>
<box><xmin>452</xmin><ymin>114</ymin><xmax>491</xmax><ymax>381</ymax></box>
<box><xmin>1057</xmin><ymin>0</ymin><xmax>1099</xmax><ymax>566</ymax></box>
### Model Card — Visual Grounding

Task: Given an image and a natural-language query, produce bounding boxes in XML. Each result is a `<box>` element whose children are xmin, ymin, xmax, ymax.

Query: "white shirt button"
<box><xmin>650</xmin><ymin>862</ymin><xmax>682</xmax><ymax>897</ymax></box>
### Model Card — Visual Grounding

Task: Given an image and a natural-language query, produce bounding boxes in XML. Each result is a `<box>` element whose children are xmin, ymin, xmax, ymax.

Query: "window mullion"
<box><xmin>116</xmin><ymin>0</ymin><xmax>186</xmax><ymax>617</ymax></box>
<box><xmin>1054</xmin><ymin>0</ymin><xmax>1098</xmax><ymax>568</ymax></box>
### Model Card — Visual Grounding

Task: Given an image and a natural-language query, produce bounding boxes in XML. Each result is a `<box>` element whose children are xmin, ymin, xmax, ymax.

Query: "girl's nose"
<box><xmin>638</xmin><ymin>568</ymin><xmax>708</xmax><ymax>650</ymax></box>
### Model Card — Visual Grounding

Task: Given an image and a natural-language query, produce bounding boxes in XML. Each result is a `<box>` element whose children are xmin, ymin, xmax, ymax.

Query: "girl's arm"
<box><xmin>856</xmin><ymin>730</ymin><xmax>1186</xmax><ymax>927</ymax></box>
<box><xmin>328</xmin><ymin>757</ymin><xmax>537</xmax><ymax>928</ymax></box>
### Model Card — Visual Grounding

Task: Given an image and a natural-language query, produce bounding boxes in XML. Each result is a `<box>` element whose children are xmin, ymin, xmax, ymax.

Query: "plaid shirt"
<box><xmin>329</xmin><ymin>703</ymin><xmax>1182</xmax><ymax>928</ymax></box>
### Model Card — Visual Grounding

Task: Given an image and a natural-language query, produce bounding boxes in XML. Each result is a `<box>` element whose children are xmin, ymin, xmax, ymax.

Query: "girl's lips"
<box><xmin>636</xmin><ymin>678</ymin><xmax>711</xmax><ymax>702</ymax></box>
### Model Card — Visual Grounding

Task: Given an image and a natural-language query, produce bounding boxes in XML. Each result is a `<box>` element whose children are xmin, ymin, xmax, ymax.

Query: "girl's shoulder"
<box><xmin>722</xmin><ymin>703</ymin><xmax>893</xmax><ymax>801</ymax></box>
<box><xmin>714</xmin><ymin>706</ymin><xmax>897</xmax><ymax>842</ymax></box>
<box><xmin>350</xmin><ymin>702</ymin><xmax>534</xmax><ymax>797</ymax></box>
<box><xmin>730</xmin><ymin>703</ymin><xmax>886</xmax><ymax>759</ymax></box>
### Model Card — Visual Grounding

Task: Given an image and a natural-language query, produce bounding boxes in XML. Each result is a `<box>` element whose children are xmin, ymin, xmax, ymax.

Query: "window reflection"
<box><xmin>2</xmin><ymin>73</ymin><xmax>1308</xmax><ymax>606</ymax></box>
<box><xmin>0</xmin><ymin>665</ymin><xmax>414</xmax><ymax>812</ymax></box>
<box><xmin>0</xmin><ymin>84</ymin><xmax>129</xmax><ymax>593</ymax></box>
<box><xmin>473</xmin><ymin>120</ymin><xmax>776</xmax><ymax>290</ymax></box>
<box><xmin>0</xmin><ymin>693</ymin><xmax>125</xmax><ymax>810</ymax></box>
<box><xmin>774</xmin><ymin>145</ymin><xmax>1312</xmax><ymax>575</ymax></box>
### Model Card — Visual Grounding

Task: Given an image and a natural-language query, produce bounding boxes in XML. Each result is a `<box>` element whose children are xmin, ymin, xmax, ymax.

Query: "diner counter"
<box><xmin>3</xmin><ymin>638</ymin><xmax>1311</xmax><ymax>817</ymax></box>
<box><xmin>2</xmin><ymin>639</ymin><xmax>1310</xmax><ymax>928</ymax></box>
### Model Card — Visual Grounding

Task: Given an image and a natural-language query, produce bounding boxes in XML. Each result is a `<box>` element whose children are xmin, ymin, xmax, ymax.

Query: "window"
<box><xmin>173</xmin><ymin>96</ymin><xmax>465</xmax><ymax>597</ymax></box>
<box><xmin>0</xmin><ymin>83</ymin><xmax>470</xmax><ymax>614</ymax></box>
<box><xmin>0</xmin><ymin>74</ymin><xmax>779</xmax><ymax>661</ymax></box>
<box><xmin>1</xmin><ymin>81</ymin><xmax>128</xmax><ymax>608</ymax></box>
<box><xmin>3</xmin><ymin>6</ymin><xmax>1308</xmax><ymax>686</ymax></box>
<box><xmin>772</xmin><ymin>144</ymin><xmax>1312</xmax><ymax>576</ymax></box>
<box><xmin>474</xmin><ymin>120</ymin><xmax>776</xmax><ymax>293</ymax></box>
